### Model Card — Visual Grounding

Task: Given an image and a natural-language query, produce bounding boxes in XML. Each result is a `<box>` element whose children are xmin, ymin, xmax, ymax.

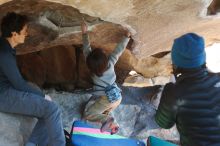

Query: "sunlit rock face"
<box><xmin>1</xmin><ymin>0</ymin><xmax>220</xmax><ymax>52</ymax></box>
<box><xmin>46</xmin><ymin>0</ymin><xmax>218</xmax><ymax>56</ymax></box>
<box><xmin>0</xmin><ymin>0</ymin><xmax>220</xmax><ymax>83</ymax></box>
<box><xmin>1</xmin><ymin>0</ymin><xmax>218</xmax><ymax>85</ymax></box>
<box><xmin>0</xmin><ymin>0</ymin><xmax>219</xmax><ymax>89</ymax></box>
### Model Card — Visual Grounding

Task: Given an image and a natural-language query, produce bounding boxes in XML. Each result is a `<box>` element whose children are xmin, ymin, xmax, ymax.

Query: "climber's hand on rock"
<box><xmin>126</xmin><ymin>31</ymin><xmax>131</xmax><ymax>38</ymax></box>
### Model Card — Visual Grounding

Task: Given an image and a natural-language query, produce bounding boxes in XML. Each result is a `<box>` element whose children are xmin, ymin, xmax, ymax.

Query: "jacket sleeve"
<box><xmin>109</xmin><ymin>36</ymin><xmax>130</xmax><ymax>65</ymax></box>
<box><xmin>155</xmin><ymin>83</ymin><xmax>177</xmax><ymax>129</ymax></box>
<box><xmin>0</xmin><ymin>52</ymin><xmax>44</xmax><ymax>97</ymax></box>
<box><xmin>82</xmin><ymin>33</ymin><xmax>92</xmax><ymax>58</ymax></box>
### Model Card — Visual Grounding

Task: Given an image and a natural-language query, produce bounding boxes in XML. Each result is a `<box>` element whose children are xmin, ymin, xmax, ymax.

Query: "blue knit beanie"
<box><xmin>171</xmin><ymin>33</ymin><xmax>206</xmax><ymax>68</ymax></box>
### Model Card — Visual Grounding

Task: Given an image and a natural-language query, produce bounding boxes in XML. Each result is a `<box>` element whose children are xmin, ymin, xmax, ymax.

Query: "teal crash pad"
<box><xmin>148</xmin><ymin>136</ymin><xmax>177</xmax><ymax>146</ymax></box>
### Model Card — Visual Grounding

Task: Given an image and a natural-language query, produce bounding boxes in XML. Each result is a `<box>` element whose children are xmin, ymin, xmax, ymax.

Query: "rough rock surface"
<box><xmin>0</xmin><ymin>112</ymin><xmax>36</xmax><ymax>146</ymax></box>
<box><xmin>1</xmin><ymin>0</ymin><xmax>218</xmax><ymax>80</ymax></box>
<box><xmin>7</xmin><ymin>0</ymin><xmax>216</xmax><ymax>57</ymax></box>
<box><xmin>0</xmin><ymin>85</ymin><xmax>179</xmax><ymax>145</ymax></box>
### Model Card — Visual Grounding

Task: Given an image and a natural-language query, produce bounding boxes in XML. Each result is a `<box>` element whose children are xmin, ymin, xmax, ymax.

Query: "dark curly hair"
<box><xmin>1</xmin><ymin>12</ymin><xmax>29</xmax><ymax>38</ymax></box>
<box><xmin>86</xmin><ymin>48</ymin><xmax>108</xmax><ymax>77</ymax></box>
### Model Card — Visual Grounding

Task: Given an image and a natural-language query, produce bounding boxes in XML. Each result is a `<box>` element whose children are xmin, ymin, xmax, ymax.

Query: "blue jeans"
<box><xmin>0</xmin><ymin>87</ymin><xmax>65</xmax><ymax>146</ymax></box>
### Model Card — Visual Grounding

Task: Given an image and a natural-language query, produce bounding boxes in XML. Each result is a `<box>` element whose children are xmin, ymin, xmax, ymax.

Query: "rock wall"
<box><xmin>0</xmin><ymin>112</ymin><xmax>36</xmax><ymax>146</ymax></box>
<box><xmin>1</xmin><ymin>0</ymin><xmax>218</xmax><ymax>81</ymax></box>
<box><xmin>0</xmin><ymin>85</ymin><xmax>180</xmax><ymax>146</ymax></box>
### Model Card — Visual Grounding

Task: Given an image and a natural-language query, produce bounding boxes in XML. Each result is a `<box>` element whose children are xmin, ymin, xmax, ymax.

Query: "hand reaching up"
<box><xmin>126</xmin><ymin>31</ymin><xmax>131</xmax><ymax>38</ymax></box>
<box><xmin>123</xmin><ymin>28</ymin><xmax>131</xmax><ymax>38</ymax></box>
<box><xmin>81</xmin><ymin>18</ymin><xmax>88</xmax><ymax>34</ymax></box>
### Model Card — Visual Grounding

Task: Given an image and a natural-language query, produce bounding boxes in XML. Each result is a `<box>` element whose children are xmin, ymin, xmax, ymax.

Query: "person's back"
<box><xmin>164</xmin><ymin>68</ymin><xmax>220</xmax><ymax>146</ymax></box>
<box><xmin>80</xmin><ymin>19</ymin><xmax>130</xmax><ymax>134</ymax></box>
<box><xmin>155</xmin><ymin>33</ymin><xmax>220</xmax><ymax>146</ymax></box>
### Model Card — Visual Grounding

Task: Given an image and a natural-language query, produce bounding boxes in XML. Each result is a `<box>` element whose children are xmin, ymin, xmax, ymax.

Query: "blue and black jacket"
<box><xmin>156</xmin><ymin>68</ymin><xmax>220</xmax><ymax>146</ymax></box>
<box><xmin>0</xmin><ymin>37</ymin><xmax>44</xmax><ymax>96</ymax></box>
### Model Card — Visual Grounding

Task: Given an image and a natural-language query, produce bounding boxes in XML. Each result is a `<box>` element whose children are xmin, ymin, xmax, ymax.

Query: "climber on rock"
<box><xmin>80</xmin><ymin>18</ymin><xmax>131</xmax><ymax>135</ymax></box>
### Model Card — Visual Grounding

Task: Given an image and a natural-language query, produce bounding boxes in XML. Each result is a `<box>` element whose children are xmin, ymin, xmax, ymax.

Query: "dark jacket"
<box><xmin>0</xmin><ymin>37</ymin><xmax>44</xmax><ymax>96</ymax></box>
<box><xmin>155</xmin><ymin>68</ymin><xmax>220</xmax><ymax>146</ymax></box>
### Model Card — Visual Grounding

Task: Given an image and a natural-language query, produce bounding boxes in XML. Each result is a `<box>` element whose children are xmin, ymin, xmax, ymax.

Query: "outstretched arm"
<box><xmin>81</xmin><ymin>19</ymin><xmax>92</xmax><ymax>57</ymax></box>
<box><xmin>109</xmin><ymin>31</ymin><xmax>131</xmax><ymax>65</ymax></box>
<box><xmin>155</xmin><ymin>83</ymin><xmax>177</xmax><ymax>129</ymax></box>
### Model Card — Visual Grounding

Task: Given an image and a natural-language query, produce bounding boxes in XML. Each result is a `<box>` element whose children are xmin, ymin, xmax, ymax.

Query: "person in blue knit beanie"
<box><xmin>171</xmin><ymin>33</ymin><xmax>206</xmax><ymax>69</ymax></box>
<box><xmin>155</xmin><ymin>33</ymin><xmax>220</xmax><ymax>146</ymax></box>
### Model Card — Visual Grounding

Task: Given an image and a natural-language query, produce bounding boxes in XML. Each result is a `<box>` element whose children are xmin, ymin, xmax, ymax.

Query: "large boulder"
<box><xmin>0</xmin><ymin>112</ymin><xmax>36</xmax><ymax>146</ymax></box>
<box><xmin>48</xmin><ymin>85</ymin><xmax>179</xmax><ymax>141</ymax></box>
<box><xmin>0</xmin><ymin>85</ymin><xmax>179</xmax><ymax>145</ymax></box>
<box><xmin>0</xmin><ymin>0</ymin><xmax>218</xmax><ymax>84</ymax></box>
